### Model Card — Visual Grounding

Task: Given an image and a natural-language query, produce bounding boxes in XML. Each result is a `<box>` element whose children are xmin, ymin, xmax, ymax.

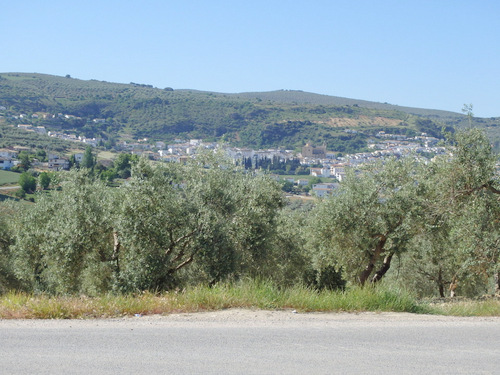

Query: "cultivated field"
<box><xmin>0</xmin><ymin>170</ymin><xmax>19</xmax><ymax>185</ymax></box>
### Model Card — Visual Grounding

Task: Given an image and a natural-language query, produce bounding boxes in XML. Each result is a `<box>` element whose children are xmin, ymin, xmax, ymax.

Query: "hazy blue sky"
<box><xmin>2</xmin><ymin>1</ymin><xmax>499</xmax><ymax>117</ymax></box>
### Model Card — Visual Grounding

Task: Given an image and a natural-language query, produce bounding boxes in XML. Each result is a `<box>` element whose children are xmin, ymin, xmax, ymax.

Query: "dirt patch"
<box><xmin>320</xmin><ymin>115</ymin><xmax>402</xmax><ymax>128</ymax></box>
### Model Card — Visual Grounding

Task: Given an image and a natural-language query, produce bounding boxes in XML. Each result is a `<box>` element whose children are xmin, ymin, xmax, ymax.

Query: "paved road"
<box><xmin>1</xmin><ymin>310</ymin><xmax>499</xmax><ymax>374</ymax></box>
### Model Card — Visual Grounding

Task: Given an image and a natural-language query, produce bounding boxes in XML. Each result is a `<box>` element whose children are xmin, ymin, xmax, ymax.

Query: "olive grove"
<box><xmin>6</xmin><ymin>153</ymin><xmax>285</xmax><ymax>294</ymax></box>
<box><xmin>0</xmin><ymin>129</ymin><xmax>498</xmax><ymax>297</ymax></box>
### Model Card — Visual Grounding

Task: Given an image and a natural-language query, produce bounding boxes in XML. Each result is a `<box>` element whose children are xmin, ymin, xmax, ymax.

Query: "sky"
<box><xmin>1</xmin><ymin>1</ymin><xmax>499</xmax><ymax>117</ymax></box>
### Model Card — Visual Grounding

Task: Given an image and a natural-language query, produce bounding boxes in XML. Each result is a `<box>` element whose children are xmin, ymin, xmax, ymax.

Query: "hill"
<box><xmin>1</xmin><ymin>73</ymin><xmax>499</xmax><ymax>152</ymax></box>
<box><xmin>228</xmin><ymin>90</ymin><xmax>464</xmax><ymax>118</ymax></box>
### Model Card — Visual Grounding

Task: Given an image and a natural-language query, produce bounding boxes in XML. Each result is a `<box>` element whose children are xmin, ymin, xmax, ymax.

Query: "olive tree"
<box><xmin>397</xmin><ymin>129</ymin><xmax>499</xmax><ymax>296</ymax></box>
<box><xmin>0</xmin><ymin>202</ymin><xmax>21</xmax><ymax>292</ymax></box>
<box><xmin>113</xmin><ymin>154</ymin><xmax>285</xmax><ymax>291</ymax></box>
<box><xmin>18</xmin><ymin>172</ymin><xmax>36</xmax><ymax>193</ymax></box>
<box><xmin>430</xmin><ymin>129</ymin><xmax>499</xmax><ymax>295</ymax></box>
<box><xmin>10</xmin><ymin>170</ymin><xmax>116</xmax><ymax>294</ymax></box>
<box><xmin>9</xmin><ymin>154</ymin><xmax>286</xmax><ymax>295</ymax></box>
<box><xmin>308</xmin><ymin>157</ymin><xmax>424</xmax><ymax>285</ymax></box>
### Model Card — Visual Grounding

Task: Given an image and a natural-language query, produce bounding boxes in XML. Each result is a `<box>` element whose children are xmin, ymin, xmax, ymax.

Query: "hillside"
<box><xmin>228</xmin><ymin>90</ymin><xmax>464</xmax><ymax>118</ymax></box>
<box><xmin>1</xmin><ymin>73</ymin><xmax>499</xmax><ymax>152</ymax></box>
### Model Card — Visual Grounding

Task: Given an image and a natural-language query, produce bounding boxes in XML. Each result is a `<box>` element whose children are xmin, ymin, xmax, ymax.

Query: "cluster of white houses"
<box><xmin>0</xmin><ymin>148</ymin><xmax>18</xmax><ymax>170</ymax></box>
<box><xmin>4</xmin><ymin>125</ymin><xmax>453</xmax><ymax>197</ymax></box>
<box><xmin>16</xmin><ymin>124</ymin><xmax>100</xmax><ymax>147</ymax></box>
<box><xmin>0</xmin><ymin>148</ymin><xmax>84</xmax><ymax>172</ymax></box>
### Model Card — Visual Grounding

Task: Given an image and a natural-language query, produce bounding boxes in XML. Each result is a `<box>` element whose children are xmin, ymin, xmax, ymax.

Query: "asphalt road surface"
<box><xmin>1</xmin><ymin>310</ymin><xmax>499</xmax><ymax>374</ymax></box>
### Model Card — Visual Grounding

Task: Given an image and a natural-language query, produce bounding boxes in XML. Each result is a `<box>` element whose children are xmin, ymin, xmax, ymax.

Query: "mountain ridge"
<box><xmin>1</xmin><ymin>72</ymin><xmax>469</xmax><ymax>118</ymax></box>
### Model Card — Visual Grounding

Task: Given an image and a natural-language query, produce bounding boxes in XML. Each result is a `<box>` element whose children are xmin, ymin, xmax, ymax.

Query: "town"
<box><xmin>0</xmin><ymin>113</ymin><xmax>448</xmax><ymax>197</ymax></box>
<box><xmin>0</xmin><ymin>120</ymin><xmax>446</xmax><ymax>197</ymax></box>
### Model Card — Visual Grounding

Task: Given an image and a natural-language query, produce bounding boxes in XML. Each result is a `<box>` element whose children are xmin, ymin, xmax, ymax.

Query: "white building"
<box><xmin>311</xmin><ymin>183</ymin><xmax>340</xmax><ymax>198</ymax></box>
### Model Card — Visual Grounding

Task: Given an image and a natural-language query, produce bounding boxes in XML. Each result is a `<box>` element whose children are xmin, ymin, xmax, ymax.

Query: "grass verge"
<box><xmin>425</xmin><ymin>299</ymin><xmax>500</xmax><ymax>317</ymax></box>
<box><xmin>0</xmin><ymin>280</ymin><xmax>498</xmax><ymax>319</ymax></box>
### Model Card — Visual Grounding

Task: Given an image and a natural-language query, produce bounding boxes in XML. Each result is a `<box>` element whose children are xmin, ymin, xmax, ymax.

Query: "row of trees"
<box><xmin>0</xmin><ymin>129</ymin><xmax>498</xmax><ymax>297</ymax></box>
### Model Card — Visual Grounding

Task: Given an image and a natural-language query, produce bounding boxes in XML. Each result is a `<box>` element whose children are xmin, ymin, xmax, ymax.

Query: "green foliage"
<box><xmin>308</xmin><ymin>128</ymin><xmax>499</xmax><ymax>297</ymax></box>
<box><xmin>327</xmin><ymin>133</ymin><xmax>368</xmax><ymax>154</ymax></box>
<box><xmin>2</xmin><ymin>129</ymin><xmax>498</xmax><ymax>300</ymax></box>
<box><xmin>13</xmin><ymin>189</ymin><xmax>25</xmax><ymax>199</ymax></box>
<box><xmin>112</xmin><ymin>153</ymin><xmax>138</xmax><ymax>178</ymax></box>
<box><xmin>114</xmin><ymin>154</ymin><xmax>284</xmax><ymax>291</ymax></box>
<box><xmin>13</xmin><ymin>152</ymin><xmax>31</xmax><ymax>172</ymax></box>
<box><xmin>10</xmin><ymin>170</ymin><xmax>115</xmax><ymax>294</ymax></box>
<box><xmin>0</xmin><ymin>124</ymin><xmax>71</xmax><ymax>153</ymax></box>
<box><xmin>303</xmin><ymin>265</ymin><xmax>346</xmax><ymax>291</ymax></box>
<box><xmin>0</xmin><ymin>203</ymin><xmax>21</xmax><ymax>292</ymax></box>
<box><xmin>36</xmin><ymin>149</ymin><xmax>47</xmax><ymax>162</ymax></box>
<box><xmin>308</xmin><ymin>157</ymin><xmax>423</xmax><ymax>285</ymax></box>
<box><xmin>414</xmin><ymin>118</ymin><xmax>453</xmax><ymax>138</ymax></box>
<box><xmin>259</xmin><ymin>207</ymin><xmax>311</xmax><ymax>287</ymax></box>
<box><xmin>4</xmin><ymin>72</ymin><xmax>494</xmax><ymax>151</ymax></box>
<box><xmin>8</xmin><ymin>155</ymin><xmax>285</xmax><ymax>294</ymax></box>
<box><xmin>38</xmin><ymin>172</ymin><xmax>51</xmax><ymax>190</ymax></box>
<box><xmin>18</xmin><ymin>172</ymin><xmax>36</xmax><ymax>193</ymax></box>
<box><xmin>406</xmin><ymin>129</ymin><xmax>499</xmax><ymax>297</ymax></box>
<box><xmin>80</xmin><ymin>146</ymin><xmax>96</xmax><ymax>169</ymax></box>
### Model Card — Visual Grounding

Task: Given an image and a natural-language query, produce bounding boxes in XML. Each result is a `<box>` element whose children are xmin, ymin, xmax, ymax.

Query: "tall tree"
<box><xmin>81</xmin><ymin>146</ymin><xmax>96</xmax><ymax>169</ymax></box>
<box><xmin>38</xmin><ymin>172</ymin><xmax>51</xmax><ymax>190</ymax></box>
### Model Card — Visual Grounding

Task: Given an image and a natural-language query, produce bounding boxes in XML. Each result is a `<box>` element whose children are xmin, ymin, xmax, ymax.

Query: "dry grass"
<box><xmin>1</xmin><ymin>281</ymin><xmax>498</xmax><ymax>319</ymax></box>
<box><xmin>426</xmin><ymin>298</ymin><xmax>500</xmax><ymax>317</ymax></box>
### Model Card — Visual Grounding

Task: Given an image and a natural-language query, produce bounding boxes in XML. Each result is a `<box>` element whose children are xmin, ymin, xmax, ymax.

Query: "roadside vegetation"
<box><xmin>1</xmin><ymin>281</ymin><xmax>498</xmax><ymax>319</ymax></box>
<box><xmin>0</xmin><ymin>129</ymin><xmax>498</xmax><ymax>318</ymax></box>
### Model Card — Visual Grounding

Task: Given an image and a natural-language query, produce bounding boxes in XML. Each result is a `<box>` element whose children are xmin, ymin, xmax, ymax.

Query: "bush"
<box><xmin>303</xmin><ymin>265</ymin><xmax>346</xmax><ymax>291</ymax></box>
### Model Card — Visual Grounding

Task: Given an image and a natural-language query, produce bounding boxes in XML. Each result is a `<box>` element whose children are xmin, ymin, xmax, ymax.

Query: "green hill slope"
<box><xmin>228</xmin><ymin>90</ymin><xmax>464</xmax><ymax>118</ymax></box>
<box><xmin>1</xmin><ymin>73</ymin><xmax>498</xmax><ymax>151</ymax></box>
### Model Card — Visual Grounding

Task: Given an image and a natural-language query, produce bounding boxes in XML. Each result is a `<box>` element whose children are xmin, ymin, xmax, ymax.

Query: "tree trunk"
<box><xmin>371</xmin><ymin>252</ymin><xmax>394</xmax><ymax>283</ymax></box>
<box><xmin>449</xmin><ymin>276</ymin><xmax>458</xmax><ymax>298</ymax></box>
<box><xmin>495</xmin><ymin>272</ymin><xmax>500</xmax><ymax>296</ymax></box>
<box><xmin>358</xmin><ymin>236</ymin><xmax>386</xmax><ymax>286</ymax></box>
<box><xmin>437</xmin><ymin>267</ymin><xmax>445</xmax><ymax>298</ymax></box>
<box><xmin>112</xmin><ymin>230</ymin><xmax>121</xmax><ymax>275</ymax></box>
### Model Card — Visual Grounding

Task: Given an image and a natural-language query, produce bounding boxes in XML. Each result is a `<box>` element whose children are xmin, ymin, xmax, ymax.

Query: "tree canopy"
<box><xmin>1</xmin><ymin>129</ymin><xmax>498</xmax><ymax>297</ymax></box>
<box><xmin>8</xmin><ymin>154</ymin><xmax>285</xmax><ymax>294</ymax></box>
<box><xmin>308</xmin><ymin>129</ymin><xmax>499</xmax><ymax>296</ymax></box>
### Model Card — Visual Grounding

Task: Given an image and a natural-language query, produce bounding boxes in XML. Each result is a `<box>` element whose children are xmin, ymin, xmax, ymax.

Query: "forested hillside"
<box><xmin>2</xmin><ymin>73</ymin><xmax>498</xmax><ymax>151</ymax></box>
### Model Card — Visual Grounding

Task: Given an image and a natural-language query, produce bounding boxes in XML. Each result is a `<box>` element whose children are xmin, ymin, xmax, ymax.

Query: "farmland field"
<box><xmin>0</xmin><ymin>170</ymin><xmax>20</xmax><ymax>185</ymax></box>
